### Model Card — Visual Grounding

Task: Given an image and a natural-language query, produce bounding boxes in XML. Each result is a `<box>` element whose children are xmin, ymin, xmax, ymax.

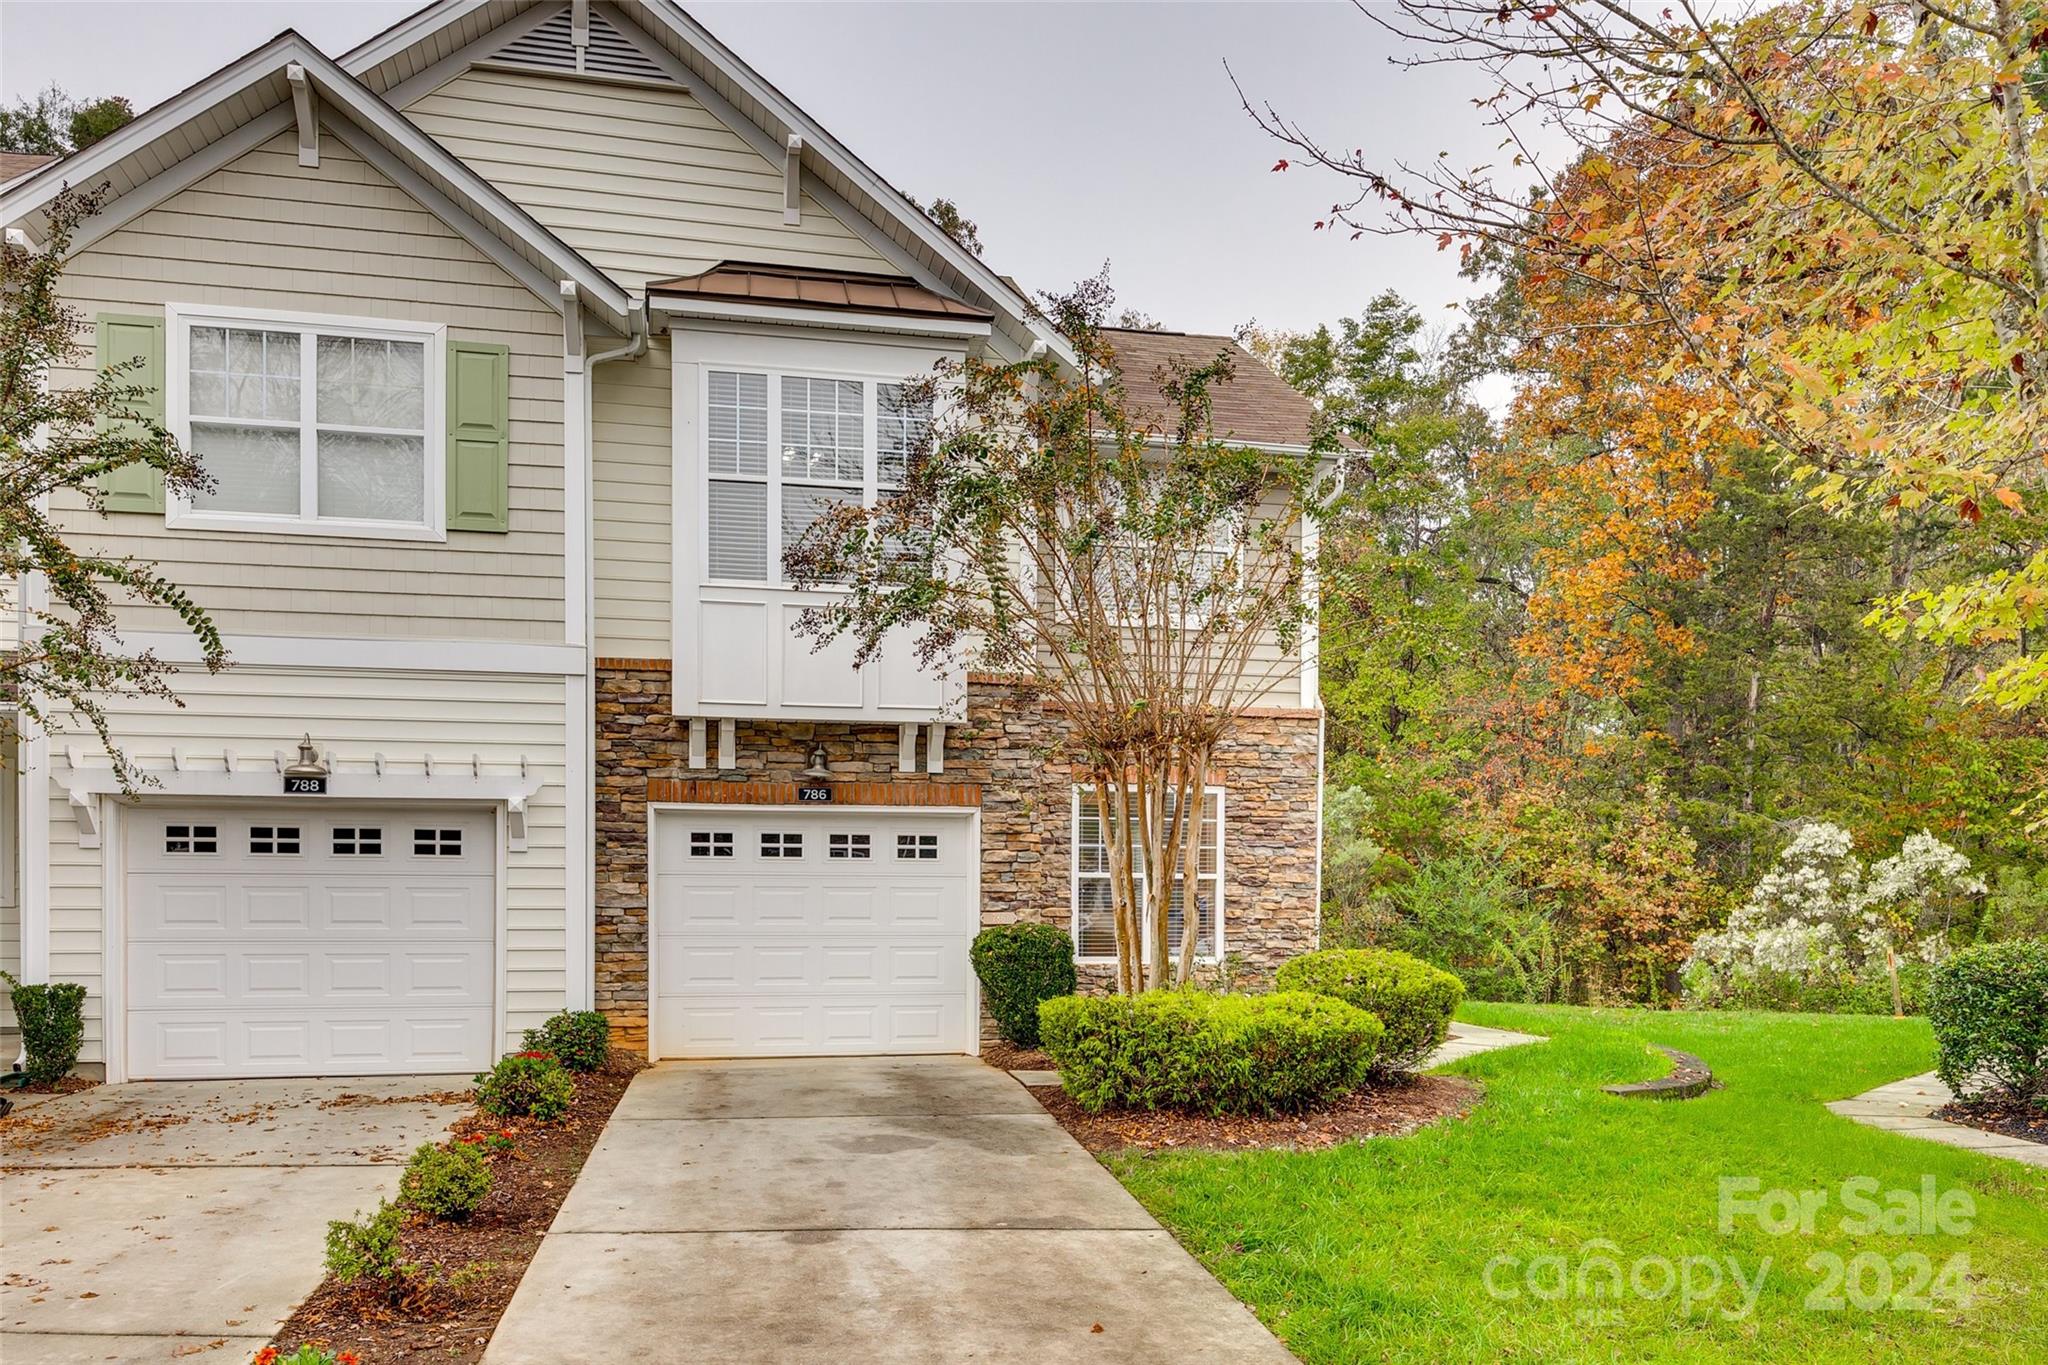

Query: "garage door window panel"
<box><xmin>249</xmin><ymin>825</ymin><xmax>300</xmax><ymax>856</ymax></box>
<box><xmin>333</xmin><ymin>826</ymin><xmax>383</xmax><ymax>856</ymax></box>
<box><xmin>166</xmin><ymin>823</ymin><xmax>218</xmax><ymax>855</ymax></box>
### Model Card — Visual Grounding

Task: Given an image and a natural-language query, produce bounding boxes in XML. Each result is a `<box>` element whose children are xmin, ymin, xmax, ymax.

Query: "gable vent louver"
<box><xmin>491</xmin><ymin>6</ymin><xmax>675</xmax><ymax>84</ymax></box>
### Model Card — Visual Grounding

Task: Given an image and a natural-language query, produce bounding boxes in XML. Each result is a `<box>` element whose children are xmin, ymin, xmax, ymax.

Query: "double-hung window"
<box><xmin>167</xmin><ymin>306</ymin><xmax>445</xmax><ymax>539</ymax></box>
<box><xmin>1071</xmin><ymin>787</ymin><xmax>1224</xmax><ymax>962</ymax></box>
<box><xmin>702</xmin><ymin>368</ymin><xmax>929</xmax><ymax>583</ymax></box>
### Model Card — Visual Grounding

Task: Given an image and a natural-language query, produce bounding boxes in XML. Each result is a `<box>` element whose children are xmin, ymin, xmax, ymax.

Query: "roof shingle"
<box><xmin>0</xmin><ymin>151</ymin><xmax>55</xmax><ymax>184</ymax></box>
<box><xmin>648</xmin><ymin>261</ymin><xmax>992</xmax><ymax>321</ymax></box>
<box><xmin>1100</xmin><ymin>328</ymin><xmax>1319</xmax><ymax>449</ymax></box>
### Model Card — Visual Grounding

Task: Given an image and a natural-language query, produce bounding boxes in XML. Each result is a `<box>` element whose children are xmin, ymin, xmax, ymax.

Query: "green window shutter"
<box><xmin>95</xmin><ymin>313</ymin><xmax>167</xmax><ymax>514</ymax></box>
<box><xmin>446</xmin><ymin>338</ymin><xmax>512</xmax><ymax>534</ymax></box>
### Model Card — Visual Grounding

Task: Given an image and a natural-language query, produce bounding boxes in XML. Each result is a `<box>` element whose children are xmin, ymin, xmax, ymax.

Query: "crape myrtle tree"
<box><xmin>1244</xmin><ymin>0</ymin><xmax>2048</xmax><ymax>708</ymax></box>
<box><xmin>786</xmin><ymin>275</ymin><xmax>1340</xmax><ymax>992</ymax></box>
<box><xmin>2</xmin><ymin>186</ymin><xmax>225</xmax><ymax>787</ymax></box>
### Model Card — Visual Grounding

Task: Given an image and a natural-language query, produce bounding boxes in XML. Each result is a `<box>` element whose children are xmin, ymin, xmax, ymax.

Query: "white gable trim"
<box><xmin>344</xmin><ymin>1</ymin><xmax>1073</xmax><ymax>366</ymax></box>
<box><xmin>1</xmin><ymin>28</ymin><xmax>630</xmax><ymax>330</ymax></box>
<box><xmin>614</xmin><ymin>1</ymin><xmax>1075</xmax><ymax>367</ymax></box>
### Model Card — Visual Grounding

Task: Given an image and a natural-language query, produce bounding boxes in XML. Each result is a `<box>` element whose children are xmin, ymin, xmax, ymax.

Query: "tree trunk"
<box><xmin>1887</xmin><ymin>944</ymin><xmax>1904</xmax><ymax>1019</ymax></box>
<box><xmin>1174</xmin><ymin>749</ymin><xmax>1212</xmax><ymax>985</ymax></box>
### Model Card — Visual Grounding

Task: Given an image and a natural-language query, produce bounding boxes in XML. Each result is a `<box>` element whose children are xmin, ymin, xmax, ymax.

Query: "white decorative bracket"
<box><xmin>717</xmin><ymin>718</ymin><xmax>737</xmax><ymax>771</ymax></box>
<box><xmin>68</xmin><ymin>789</ymin><xmax>101</xmax><ymax>849</ymax></box>
<box><xmin>286</xmin><ymin>63</ymin><xmax>319</xmax><ymax>168</ymax></box>
<box><xmin>571</xmin><ymin>0</ymin><xmax>591</xmax><ymax>71</ymax></box>
<box><xmin>687</xmin><ymin>718</ymin><xmax>708</xmax><ymax>770</ymax></box>
<box><xmin>925</xmin><ymin>721</ymin><xmax>947</xmax><ymax>775</ymax></box>
<box><xmin>898</xmin><ymin>723</ymin><xmax>918</xmax><ymax>774</ymax></box>
<box><xmin>783</xmin><ymin>135</ymin><xmax>804</xmax><ymax>225</ymax></box>
<box><xmin>560</xmin><ymin>281</ymin><xmax>584</xmax><ymax>363</ymax></box>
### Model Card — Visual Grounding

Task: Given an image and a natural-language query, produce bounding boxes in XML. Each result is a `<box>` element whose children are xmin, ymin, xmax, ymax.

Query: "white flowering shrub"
<box><xmin>1684</xmin><ymin>824</ymin><xmax>1986</xmax><ymax>1014</ymax></box>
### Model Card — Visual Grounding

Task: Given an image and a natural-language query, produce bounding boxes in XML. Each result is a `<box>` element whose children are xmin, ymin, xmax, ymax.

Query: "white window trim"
<box><xmin>697</xmin><ymin>362</ymin><xmax>922</xmax><ymax>587</ymax></box>
<box><xmin>165</xmin><ymin>303</ymin><xmax>448</xmax><ymax>542</ymax></box>
<box><xmin>1069</xmin><ymin>784</ymin><xmax>1227</xmax><ymax>966</ymax></box>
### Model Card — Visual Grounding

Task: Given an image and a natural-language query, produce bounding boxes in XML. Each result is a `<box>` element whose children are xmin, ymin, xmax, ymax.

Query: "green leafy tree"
<box><xmin>0</xmin><ymin>86</ymin><xmax>133</xmax><ymax>156</ymax></box>
<box><xmin>2</xmin><ymin>186</ymin><xmax>225</xmax><ymax>786</ymax></box>
<box><xmin>786</xmin><ymin>274</ymin><xmax>1336</xmax><ymax>991</ymax></box>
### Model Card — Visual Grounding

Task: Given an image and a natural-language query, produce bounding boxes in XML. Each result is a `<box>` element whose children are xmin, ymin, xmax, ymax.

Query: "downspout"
<box><xmin>568</xmin><ymin>297</ymin><xmax>646</xmax><ymax>1013</ymax></box>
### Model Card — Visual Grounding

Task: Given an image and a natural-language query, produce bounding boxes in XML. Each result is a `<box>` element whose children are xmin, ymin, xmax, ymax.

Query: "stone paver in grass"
<box><xmin>1828</xmin><ymin>1071</ymin><xmax>2048</xmax><ymax>1168</ymax></box>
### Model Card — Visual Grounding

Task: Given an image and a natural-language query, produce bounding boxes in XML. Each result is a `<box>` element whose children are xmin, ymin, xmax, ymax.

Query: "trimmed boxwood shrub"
<box><xmin>1275</xmin><ymin>948</ymin><xmax>1465</xmax><ymax>1075</ymax></box>
<box><xmin>970</xmin><ymin>924</ymin><xmax>1077</xmax><ymax>1048</ymax></box>
<box><xmin>400</xmin><ymin>1139</ymin><xmax>493</xmax><ymax>1221</ymax></box>
<box><xmin>0</xmin><ymin>971</ymin><xmax>87</xmax><ymax>1086</ymax></box>
<box><xmin>474</xmin><ymin>1051</ymin><xmax>575</xmax><ymax>1121</ymax></box>
<box><xmin>1927</xmin><ymin>939</ymin><xmax>2048</xmax><ymax>1100</ymax></box>
<box><xmin>1037</xmin><ymin>990</ymin><xmax>1382</xmax><ymax>1115</ymax></box>
<box><xmin>522</xmin><ymin>1009</ymin><xmax>611</xmax><ymax>1073</ymax></box>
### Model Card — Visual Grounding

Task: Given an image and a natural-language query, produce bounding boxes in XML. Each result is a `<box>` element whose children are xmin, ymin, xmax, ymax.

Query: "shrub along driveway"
<box><xmin>0</xmin><ymin>1076</ymin><xmax>468</xmax><ymax>1364</ymax></box>
<box><xmin>1108</xmin><ymin>1005</ymin><xmax>2048</xmax><ymax>1364</ymax></box>
<box><xmin>483</xmin><ymin>1056</ymin><xmax>1294</xmax><ymax>1363</ymax></box>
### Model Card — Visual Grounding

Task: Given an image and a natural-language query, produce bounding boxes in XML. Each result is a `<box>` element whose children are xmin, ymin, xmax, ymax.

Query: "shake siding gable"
<box><xmin>402</xmin><ymin>67</ymin><xmax>892</xmax><ymax>290</ymax></box>
<box><xmin>52</xmin><ymin>132</ymin><xmax>566</xmax><ymax>643</ymax></box>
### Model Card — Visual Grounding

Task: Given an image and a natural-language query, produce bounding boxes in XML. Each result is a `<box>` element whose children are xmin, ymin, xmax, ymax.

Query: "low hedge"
<box><xmin>0</xmin><ymin>972</ymin><xmax>87</xmax><ymax>1086</ymax></box>
<box><xmin>1275</xmin><ymin>948</ymin><xmax>1465</xmax><ymax>1075</ymax></box>
<box><xmin>522</xmin><ymin>1009</ymin><xmax>611</xmax><ymax>1072</ymax></box>
<box><xmin>1927</xmin><ymin>939</ymin><xmax>2048</xmax><ymax>1101</ymax></box>
<box><xmin>474</xmin><ymin>1051</ymin><xmax>575</xmax><ymax>1121</ymax></box>
<box><xmin>1037</xmin><ymin>990</ymin><xmax>1381</xmax><ymax>1116</ymax></box>
<box><xmin>400</xmin><ymin>1140</ymin><xmax>493</xmax><ymax>1221</ymax></box>
<box><xmin>970</xmin><ymin>924</ymin><xmax>1077</xmax><ymax>1048</ymax></box>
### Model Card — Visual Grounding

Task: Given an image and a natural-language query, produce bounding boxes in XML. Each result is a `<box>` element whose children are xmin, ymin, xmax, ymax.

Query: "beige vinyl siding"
<box><xmin>53</xmin><ymin>132</ymin><xmax>566</xmax><ymax>642</ymax></box>
<box><xmin>404</xmin><ymin>68</ymin><xmax>891</xmax><ymax>291</ymax></box>
<box><xmin>44</xmin><ymin>668</ymin><xmax>570</xmax><ymax>1064</ymax></box>
<box><xmin>593</xmin><ymin>338</ymin><xmax>674</xmax><ymax>655</ymax></box>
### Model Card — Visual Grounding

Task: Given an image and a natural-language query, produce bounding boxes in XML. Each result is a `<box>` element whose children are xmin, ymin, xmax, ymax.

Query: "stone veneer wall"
<box><xmin>595</xmin><ymin>660</ymin><xmax>1323</xmax><ymax>1052</ymax></box>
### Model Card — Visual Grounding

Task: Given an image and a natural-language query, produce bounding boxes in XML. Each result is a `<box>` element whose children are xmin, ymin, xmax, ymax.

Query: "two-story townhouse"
<box><xmin>1</xmin><ymin>0</ymin><xmax>1324</xmax><ymax>1079</ymax></box>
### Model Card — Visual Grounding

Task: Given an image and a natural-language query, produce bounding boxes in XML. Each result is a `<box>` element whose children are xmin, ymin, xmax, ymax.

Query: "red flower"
<box><xmin>253</xmin><ymin>1351</ymin><xmax>278</xmax><ymax>1365</ymax></box>
<box><xmin>514</xmin><ymin>1050</ymin><xmax>554</xmax><ymax>1060</ymax></box>
<box><xmin>339</xmin><ymin>1354</ymin><xmax>361</xmax><ymax>1365</ymax></box>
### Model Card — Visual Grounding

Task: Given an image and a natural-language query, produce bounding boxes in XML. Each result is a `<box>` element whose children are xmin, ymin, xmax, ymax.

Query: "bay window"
<box><xmin>1071</xmin><ymin>786</ymin><xmax>1224</xmax><ymax>962</ymax></box>
<box><xmin>702</xmin><ymin>367</ymin><xmax>928</xmax><ymax>583</ymax></box>
<box><xmin>167</xmin><ymin>306</ymin><xmax>444</xmax><ymax>539</ymax></box>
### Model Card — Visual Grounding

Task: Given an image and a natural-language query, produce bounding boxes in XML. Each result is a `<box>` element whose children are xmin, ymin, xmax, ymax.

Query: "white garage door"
<box><xmin>652</xmin><ymin>809</ymin><xmax>977</xmax><ymax>1058</ymax></box>
<box><xmin>125</xmin><ymin>805</ymin><xmax>495</xmax><ymax>1079</ymax></box>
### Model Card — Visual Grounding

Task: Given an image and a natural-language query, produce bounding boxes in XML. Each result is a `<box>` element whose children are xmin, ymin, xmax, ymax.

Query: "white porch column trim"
<box><xmin>20</xmin><ymin>559</ymin><xmax>50</xmax><ymax>983</ymax></box>
<box><xmin>561</xmin><ymin>287</ymin><xmax>593</xmax><ymax>1011</ymax></box>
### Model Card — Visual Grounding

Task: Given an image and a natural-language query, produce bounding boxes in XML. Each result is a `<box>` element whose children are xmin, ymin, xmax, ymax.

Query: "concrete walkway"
<box><xmin>1827</xmin><ymin>1071</ymin><xmax>2048</xmax><ymax>1168</ymax></box>
<box><xmin>1423</xmin><ymin>1021</ymin><xmax>1546</xmax><ymax>1067</ymax></box>
<box><xmin>485</xmin><ymin>1056</ymin><xmax>1294</xmax><ymax>1363</ymax></box>
<box><xmin>0</xmin><ymin>1075</ymin><xmax>469</xmax><ymax>1364</ymax></box>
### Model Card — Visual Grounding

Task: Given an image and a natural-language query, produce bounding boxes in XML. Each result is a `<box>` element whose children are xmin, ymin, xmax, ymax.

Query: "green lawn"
<box><xmin>1104</xmin><ymin>1004</ymin><xmax>2048</xmax><ymax>1363</ymax></box>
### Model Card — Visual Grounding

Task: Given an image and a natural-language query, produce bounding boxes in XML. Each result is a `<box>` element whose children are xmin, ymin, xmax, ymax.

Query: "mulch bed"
<box><xmin>978</xmin><ymin>1040</ymin><xmax>1055</xmax><ymax>1071</ymax></box>
<box><xmin>1936</xmin><ymin>1094</ymin><xmax>2048</xmax><ymax>1147</ymax></box>
<box><xmin>269</xmin><ymin>1064</ymin><xmax>638</xmax><ymax>1364</ymax></box>
<box><xmin>1030</xmin><ymin>1073</ymin><xmax>1482</xmax><ymax>1153</ymax></box>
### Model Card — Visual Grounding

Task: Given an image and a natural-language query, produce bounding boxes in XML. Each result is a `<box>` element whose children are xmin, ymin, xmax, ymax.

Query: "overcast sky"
<box><xmin>1</xmin><ymin>1</ymin><xmax>1525</xmax><ymax>339</ymax></box>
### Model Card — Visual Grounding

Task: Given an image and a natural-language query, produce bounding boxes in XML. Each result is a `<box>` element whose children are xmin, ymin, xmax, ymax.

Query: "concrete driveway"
<box><xmin>485</xmin><ymin>1056</ymin><xmax>1293</xmax><ymax>1363</ymax></box>
<box><xmin>1</xmin><ymin>1076</ymin><xmax>470</xmax><ymax>1364</ymax></box>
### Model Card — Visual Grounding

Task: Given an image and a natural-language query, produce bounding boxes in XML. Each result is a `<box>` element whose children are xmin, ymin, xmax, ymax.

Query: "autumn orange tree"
<box><xmin>1246</xmin><ymin>0</ymin><xmax>2048</xmax><ymax>707</ymax></box>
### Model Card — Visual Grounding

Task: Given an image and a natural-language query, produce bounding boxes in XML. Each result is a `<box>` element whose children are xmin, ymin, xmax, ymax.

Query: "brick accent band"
<box><xmin>648</xmin><ymin>778</ymin><xmax>983</xmax><ymax>807</ymax></box>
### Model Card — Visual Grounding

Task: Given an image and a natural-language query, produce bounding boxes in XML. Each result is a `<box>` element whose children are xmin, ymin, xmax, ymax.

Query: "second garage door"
<box><xmin>651</xmin><ymin>809</ymin><xmax>978</xmax><ymax>1058</ymax></box>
